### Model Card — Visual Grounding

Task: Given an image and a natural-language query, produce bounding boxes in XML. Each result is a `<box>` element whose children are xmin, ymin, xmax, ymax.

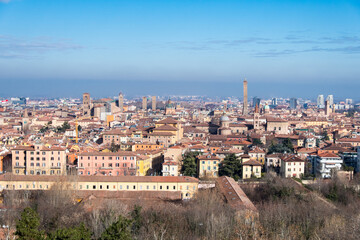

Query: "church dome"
<box><xmin>220</xmin><ymin>115</ymin><xmax>230</xmax><ymax>122</ymax></box>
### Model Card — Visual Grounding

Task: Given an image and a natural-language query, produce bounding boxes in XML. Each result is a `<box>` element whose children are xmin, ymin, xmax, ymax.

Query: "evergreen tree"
<box><xmin>131</xmin><ymin>205</ymin><xmax>142</xmax><ymax>235</ymax></box>
<box><xmin>283</xmin><ymin>138</ymin><xmax>294</xmax><ymax>152</ymax></box>
<box><xmin>252</xmin><ymin>138</ymin><xmax>263</xmax><ymax>147</ymax></box>
<box><xmin>99</xmin><ymin>215</ymin><xmax>133</xmax><ymax>240</ymax></box>
<box><xmin>322</xmin><ymin>131</ymin><xmax>330</xmax><ymax>141</ymax></box>
<box><xmin>49</xmin><ymin>223</ymin><xmax>92</xmax><ymax>240</ymax></box>
<box><xmin>110</xmin><ymin>140</ymin><xmax>120</xmax><ymax>152</ymax></box>
<box><xmin>218</xmin><ymin>154</ymin><xmax>242</xmax><ymax>181</ymax></box>
<box><xmin>15</xmin><ymin>207</ymin><xmax>44</xmax><ymax>240</ymax></box>
<box><xmin>181</xmin><ymin>152</ymin><xmax>199</xmax><ymax>177</ymax></box>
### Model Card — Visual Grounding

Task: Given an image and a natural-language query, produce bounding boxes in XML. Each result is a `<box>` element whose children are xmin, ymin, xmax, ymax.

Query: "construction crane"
<box><xmin>75</xmin><ymin>116</ymin><xmax>91</xmax><ymax>144</ymax></box>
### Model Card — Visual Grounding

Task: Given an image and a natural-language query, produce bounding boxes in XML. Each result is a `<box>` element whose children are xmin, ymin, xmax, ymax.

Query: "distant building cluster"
<box><xmin>0</xmin><ymin>80</ymin><xmax>359</xmax><ymax>200</ymax></box>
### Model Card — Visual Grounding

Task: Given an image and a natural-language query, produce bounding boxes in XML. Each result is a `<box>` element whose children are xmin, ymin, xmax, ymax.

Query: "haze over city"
<box><xmin>1</xmin><ymin>0</ymin><xmax>360</xmax><ymax>99</ymax></box>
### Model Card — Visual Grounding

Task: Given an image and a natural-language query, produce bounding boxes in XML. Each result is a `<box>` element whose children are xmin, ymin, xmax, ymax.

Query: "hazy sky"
<box><xmin>0</xmin><ymin>0</ymin><xmax>360</xmax><ymax>99</ymax></box>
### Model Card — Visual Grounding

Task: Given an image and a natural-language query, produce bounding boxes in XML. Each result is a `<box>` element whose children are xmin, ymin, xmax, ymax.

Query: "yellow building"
<box><xmin>248</xmin><ymin>147</ymin><xmax>266</xmax><ymax>165</ymax></box>
<box><xmin>198</xmin><ymin>155</ymin><xmax>220</xmax><ymax>178</ymax></box>
<box><xmin>242</xmin><ymin>159</ymin><xmax>262</xmax><ymax>179</ymax></box>
<box><xmin>136</xmin><ymin>155</ymin><xmax>152</xmax><ymax>176</ymax></box>
<box><xmin>0</xmin><ymin>175</ymin><xmax>199</xmax><ymax>200</ymax></box>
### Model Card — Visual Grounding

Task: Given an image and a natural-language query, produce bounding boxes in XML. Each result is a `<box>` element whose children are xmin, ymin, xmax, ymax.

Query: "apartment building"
<box><xmin>312</xmin><ymin>153</ymin><xmax>343</xmax><ymax>178</ymax></box>
<box><xmin>280</xmin><ymin>155</ymin><xmax>305</xmax><ymax>178</ymax></box>
<box><xmin>198</xmin><ymin>154</ymin><xmax>220</xmax><ymax>178</ymax></box>
<box><xmin>11</xmin><ymin>144</ymin><xmax>66</xmax><ymax>175</ymax></box>
<box><xmin>78</xmin><ymin>151</ymin><xmax>137</xmax><ymax>176</ymax></box>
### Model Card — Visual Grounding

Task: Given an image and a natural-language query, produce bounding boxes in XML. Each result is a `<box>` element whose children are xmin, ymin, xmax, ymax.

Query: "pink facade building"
<box><xmin>78</xmin><ymin>151</ymin><xmax>137</xmax><ymax>176</ymax></box>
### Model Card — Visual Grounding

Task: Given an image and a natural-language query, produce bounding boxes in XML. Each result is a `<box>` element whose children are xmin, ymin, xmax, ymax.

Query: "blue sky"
<box><xmin>0</xmin><ymin>0</ymin><xmax>360</xmax><ymax>99</ymax></box>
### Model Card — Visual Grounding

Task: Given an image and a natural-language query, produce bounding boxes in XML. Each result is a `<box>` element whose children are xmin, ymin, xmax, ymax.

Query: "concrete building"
<box><xmin>253</xmin><ymin>97</ymin><xmax>261</xmax><ymax>108</ymax></box>
<box><xmin>11</xmin><ymin>144</ymin><xmax>66</xmax><ymax>176</ymax></box>
<box><xmin>312</xmin><ymin>153</ymin><xmax>343</xmax><ymax>178</ymax></box>
<box><xmin>326</xmin><ymin>95</ymin><xmax>334</xmax><ymax>106</ymax></box>
<box><xmin>317</xmin><ymin>94</ymin><xmax>325</xmax><ymax>108</ymax></box>
<box><xmin>289</xmin><ymin>98</ymin><xmax>297</xmax><ymax>109</ymax></box>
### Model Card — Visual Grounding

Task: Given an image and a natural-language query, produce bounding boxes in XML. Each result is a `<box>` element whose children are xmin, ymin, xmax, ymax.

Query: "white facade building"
<box><xmin>314</xmin><ymin>153</ymin><xmax>343</xmax><ymax>178</ymax></box>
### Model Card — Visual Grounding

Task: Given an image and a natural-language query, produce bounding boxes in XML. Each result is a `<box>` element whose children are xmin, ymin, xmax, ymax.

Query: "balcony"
<box><xmin>51</xmin><ymin>166</ymin><xmax>61</xmax><ymax>169</ymax></box>
<box><xmin>14</xmin><ymin>165</ymin><xmax>26</xmax><ymax>168</ymax></box>
<box><xmin>99</xmin><ymin>167</ymin><xmax>113</xmax><ymax>170</ymax></box>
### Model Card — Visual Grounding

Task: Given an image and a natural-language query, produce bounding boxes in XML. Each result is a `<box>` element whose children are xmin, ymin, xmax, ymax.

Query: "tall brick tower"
<box><xmin>118</xmin><ymin>92</ymin><xmax>123</xmax><ymax>113</ymax></box>
<box><xmin>152</xmin><ymin>96</ymin><xmax>156</xmax><ymax>111</ymax></box>
<box><xmin>82</xmin><ymin>93</ymin><xmax>91</xmax><ymax>117</ymax></box>
<box><xmin>243</xmin><ymin>79</ymin><xmax>248</xmax><ymax>115</ymax></box>
<box><xmin>142</xmin><ymin>96</ymin><xmax>147</xmax><ymax>110</ymax></box>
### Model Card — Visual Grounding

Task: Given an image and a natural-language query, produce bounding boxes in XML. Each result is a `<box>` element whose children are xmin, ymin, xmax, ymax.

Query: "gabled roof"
<box><xmin>281</xmin><ymin>155</ymin><xmax>304</xmax><ymax>162</ymax></box>
<box><xmin>242</xmin><ymin>159</ymin><xmax>262</xmax><ymax>166</ymax></box>
<box><xmin>154</xmin><ymin>125</ymin><xmax>178</xmax><ymax>131</ymax></box>
<box><xmin>317</xmin><ymin>152</ymin><xmax>341</xmax><ymax>158</ymax></box>
<box><xmin>157</xmin><ymin>117</ymin><xmax>178</xmax><ymax>124</ymax></box>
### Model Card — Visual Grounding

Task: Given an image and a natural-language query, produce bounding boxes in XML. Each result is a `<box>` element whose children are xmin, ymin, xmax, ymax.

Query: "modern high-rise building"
<box><xmin>289</xmin><ymin>98</ymin><xmax>297</xmax><ymax>109</ymax></box>
<box><xmin>253</xmin><ymin>97</ymin><xmax>261</xmax><ymax>108</ymax></box>
<box><xmin>271</xmin><ymin>98</ymin><xmax>278</xmax><ymax>106</ymax></box>
<box><xmin>118</xmin><ymin>92</ymin><xmax>123</xmax><ymax>113</ymax></box>
<box><xmin>82</xmin><ymin>93</ymin><xmax>91</xmax><ymax>117</ymax></box>
<box><xmin>142</xmin><ymin>96</ymin><xmax>147</xmax><ymax>110</ymax></box>
<box><xmin>152</xmin><ymin>96</ymin><xmax>156</xmax><ymax>111</ymax></box>
<box><xmin>243</xmin><ymin>79</ymin><xmax>248</xmax><ymax>115</ymax></box>
<box><xmin>346</xmin><ymin>99</ymin><xmax>353</xmax><ymax>105</ymax></box>
<box><xmin>317</xmin><ymin>95</ymin><xmax>325</xmax><ymax>108</ymax></box>
<box><xmin>326</xmin><ymin>95</ymin><xmax>334</xmax><ymax>106</ymax></box>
